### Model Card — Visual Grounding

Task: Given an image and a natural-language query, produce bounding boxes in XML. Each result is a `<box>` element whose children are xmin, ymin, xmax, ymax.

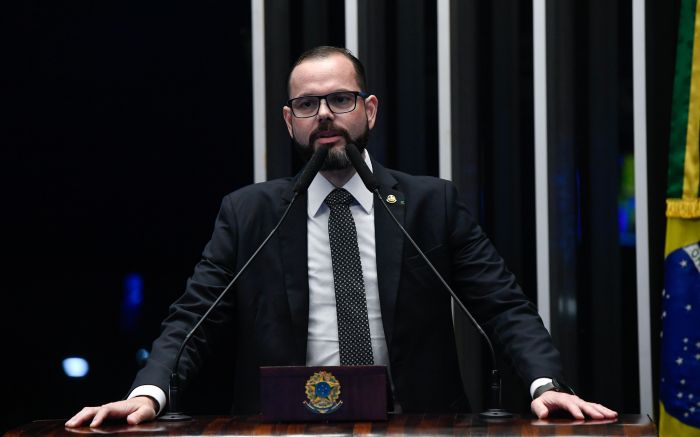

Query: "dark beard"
<box><xmin>292</xmin><ymin>123</ymin><xmax>370</xmax><ymax>171</ymax></box>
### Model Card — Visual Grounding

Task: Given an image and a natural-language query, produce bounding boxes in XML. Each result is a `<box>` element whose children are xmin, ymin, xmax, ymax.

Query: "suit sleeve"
<box><xmin>129</xmin><ymin>194</ymin><xmax>240</xmax><ymax>396</ymax></box>
<box><xmin>445</xmin><ymin>181</ymin><xmax>565</xmax><ymax>385</ymax></box>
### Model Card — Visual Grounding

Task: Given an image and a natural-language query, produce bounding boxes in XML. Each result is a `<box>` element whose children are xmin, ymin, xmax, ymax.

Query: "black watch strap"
<box><xmin>533</xmin><ymin>378</ymin><xmax>575</xmax><ymax>399</ymax></box>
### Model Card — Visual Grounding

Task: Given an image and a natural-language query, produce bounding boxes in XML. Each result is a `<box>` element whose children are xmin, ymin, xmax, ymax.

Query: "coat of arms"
<box><xmin>303</xmin><ymin>370</ymin><xmax>343</xmax><ymax>414</ymax></box>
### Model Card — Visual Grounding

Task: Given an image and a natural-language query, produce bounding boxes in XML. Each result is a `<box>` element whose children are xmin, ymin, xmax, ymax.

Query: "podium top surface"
<box><xmin>4</xmin><ymin>414</ymin><xmax>655</xmax><ymax>437</ymax></box>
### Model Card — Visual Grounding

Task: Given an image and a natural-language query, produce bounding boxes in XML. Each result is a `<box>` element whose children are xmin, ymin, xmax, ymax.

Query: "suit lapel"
<box><xmin>372</xmin><ymin>160</ymin><xmax>404</xmax><ymax>348</ymax></box>
<box><xmin>277</xmin><ymin>184</ymin><xmax>309</xmax><ymax>364</ymax></box>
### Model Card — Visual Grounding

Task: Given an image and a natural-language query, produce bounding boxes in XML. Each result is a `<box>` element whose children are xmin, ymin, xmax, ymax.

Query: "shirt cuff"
<box><xmin>128</xmin><ymin>385</ymin><xmax>166</xmax><ymax>416</ymax></box>
<box><xmin>529</xmin><ymin>377</ymin><xmax>553</xmax><ymax>399</ymax></box>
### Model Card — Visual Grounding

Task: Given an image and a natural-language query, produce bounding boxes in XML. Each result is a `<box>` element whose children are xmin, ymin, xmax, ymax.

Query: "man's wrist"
<box><xmin>530</xmin><ymin>378</ymin><xmax>553</xmax><ymax>399</ymax></box>
<box><xmin>136</xmin><ymin>395</ymin><xmax>159</xmax><ymax>412</ymax></box>
<box><xmin>532</xmin><ymin>378</ymin><xmax>575</xmax><ymax>399</ymax></box>
<box><xmin>128</xmin><ymin>385</ymin><xmax>166</xmax><ymax>415</ymax></box>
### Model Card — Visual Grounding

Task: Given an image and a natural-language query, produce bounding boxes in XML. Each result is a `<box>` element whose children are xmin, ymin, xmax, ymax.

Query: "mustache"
<box><xmin>309</xmin><ymin>123</ymin><xmax>352</xmax><ymax>144</ymax></box>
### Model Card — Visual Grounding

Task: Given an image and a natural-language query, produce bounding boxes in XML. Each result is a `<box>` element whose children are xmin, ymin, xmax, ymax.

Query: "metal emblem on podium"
<box><xmin>303</xmin><ymin>370</ymin><xmax>343</xmax><ymax>414</ymax></box>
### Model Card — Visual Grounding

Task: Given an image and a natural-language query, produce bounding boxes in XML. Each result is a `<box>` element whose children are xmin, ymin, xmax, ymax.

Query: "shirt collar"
<box><xmin>307</xmin><ymin>149</ymin><xmax>375</xmax><ymax>218</ymax></box>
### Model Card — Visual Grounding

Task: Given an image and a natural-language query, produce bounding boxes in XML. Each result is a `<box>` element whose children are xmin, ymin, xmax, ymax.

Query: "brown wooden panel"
<box><xmin>4</xmin><ymin>414</ymin><xmax>655</xmax><ymax>437</ymax></box>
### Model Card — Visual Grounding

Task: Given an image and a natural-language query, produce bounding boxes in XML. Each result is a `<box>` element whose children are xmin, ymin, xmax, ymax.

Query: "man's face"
<box><xmin>283</xmin><ymin>54</ymin><xmax>378</xmax><ymax>170</ymax></box>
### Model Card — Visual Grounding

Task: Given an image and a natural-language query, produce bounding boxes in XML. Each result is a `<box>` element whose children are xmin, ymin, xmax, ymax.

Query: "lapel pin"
<box><xmin>386</xmin><ymin>194</ymin><xmax>397</xmax><ymax>204</ymax></box>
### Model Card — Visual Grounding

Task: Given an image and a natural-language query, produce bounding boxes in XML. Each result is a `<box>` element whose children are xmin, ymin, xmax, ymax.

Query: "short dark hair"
<box><xmin>287</xmin><ymin>46</ymin><xmax>367</xmax><ymax>96</ymax></box>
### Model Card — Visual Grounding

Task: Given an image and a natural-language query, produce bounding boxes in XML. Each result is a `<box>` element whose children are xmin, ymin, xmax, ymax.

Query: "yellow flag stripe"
<box><xmin>665</xmin><ymin>217</ymin><xmax>700</xmax><ymax>257</ymax></box>
<box><xmin>685</xmin><ymin>0</ymin><xmax>700</xmax><ymax>200</ymax></box>
<box><xmin>660</xmin><ymin>402</ymin><xmax>700</xmax><ymax>436</ymax></box>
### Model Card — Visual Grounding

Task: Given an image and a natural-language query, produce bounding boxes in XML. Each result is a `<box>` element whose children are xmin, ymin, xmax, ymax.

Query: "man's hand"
<box><xmin>65</xmin><ymin>396</ymin><xmax>157</xmax><ymax>428</ymax></box>
<box><xmin>530</xmin><ymin>391</ymin><xmax>618</xmax><ymax>420</ymax></box>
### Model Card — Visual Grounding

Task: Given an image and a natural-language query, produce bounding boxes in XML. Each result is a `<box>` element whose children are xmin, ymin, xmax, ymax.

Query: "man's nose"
<box><xmin>317</xmin><ymin>98</ymin><xmax>334</xmax><ymax>119</ymax></box>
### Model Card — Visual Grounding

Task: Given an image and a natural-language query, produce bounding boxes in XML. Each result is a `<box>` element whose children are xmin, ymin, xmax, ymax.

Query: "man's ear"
<box><xmin>364</xmin><ymin>95</ymin><xmax>378</xmax><ymax>130</ymax></box>
<box><xmin>283</xmin><ymin>106</ymin><xmax>294</xmax><ymax>138</ymax></box>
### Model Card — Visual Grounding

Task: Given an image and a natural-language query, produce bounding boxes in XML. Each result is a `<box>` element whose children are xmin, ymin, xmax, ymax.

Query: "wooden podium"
<box><xmin>4</xmin><ymin>414</ymin><xmax>655</xmax><ymax>436</ymax></box>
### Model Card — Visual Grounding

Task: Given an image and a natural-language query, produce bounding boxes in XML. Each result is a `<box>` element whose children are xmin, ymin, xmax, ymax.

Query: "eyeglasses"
<box><xmin>286</xmin><ymin>91</ymin><xmax>369</xmax><ymax>118</ymax></box>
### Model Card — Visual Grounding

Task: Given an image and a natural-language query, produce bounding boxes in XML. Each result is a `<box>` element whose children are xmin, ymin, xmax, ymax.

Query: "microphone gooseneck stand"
<box><xmin>159</xmin><ymin>144</ymin><xmax>331</xmax><ymax>421</ymax></box>
<box><xmin>344</xmin><ymin>143</ymin><xmax>513</xmax><ymax>420</ymax></box>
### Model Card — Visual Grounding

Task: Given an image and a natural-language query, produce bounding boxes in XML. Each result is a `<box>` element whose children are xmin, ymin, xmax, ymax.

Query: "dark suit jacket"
<box><xmin>131</xmin><ymin>159</ymin><xmax>563</xmax><ymax>413</ymax></box>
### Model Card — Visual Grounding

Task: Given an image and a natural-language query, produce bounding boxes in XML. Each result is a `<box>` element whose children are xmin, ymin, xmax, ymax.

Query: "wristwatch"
<box><xmin>533</xmin><ymin>378</ymin><xmax>575</xmax><ymax>399</ymax></box>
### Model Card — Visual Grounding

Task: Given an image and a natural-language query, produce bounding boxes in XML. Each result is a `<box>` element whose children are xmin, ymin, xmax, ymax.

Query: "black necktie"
<box><xmin>325</xmin><ymin>188</ymin><xmax>374</xmax><ymax>365</ymax></box>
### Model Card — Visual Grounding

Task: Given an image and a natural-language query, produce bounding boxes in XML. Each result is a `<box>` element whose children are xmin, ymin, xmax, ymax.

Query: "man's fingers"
<box><xmin>89</xmin><ymin>404</ymin><xmax>117</xmax><ymax>427</ymax></box>
<box><xmin>579</xmin><ymin>401</ymin><xmax>605</xmax><ymax>419</ymax></box>
<box><xmin>90</xmin><ymin>401</ymin><xmax>144</xmax><ymax>427</ymax></box>
<box><xmin>530</xmin><ymin>391</ymin><xmax>619</xmax><ymax>421</ymax></box>
<box><xmin>587</xmin><ymin>402</ymin><xmax>618</xmax><ymax>419</ymax></box>
<box><xmin>530</xmin><ymin>399</ymin><xmax>549</xmax><ymax>419</ymax></box>
<box><xmin>565</xmin><ymin>397</ymin><xmax>618</xmax><ymax>420</ymax></box>
<box><xmin>66</xmin><ymin>398</ymin><xmax>156</xmax><ymax>428</ymax></box>
<box><xmin>594</xmin><ymin>403</ymin><xmax>618</xmax><ymax>418</ymax></box>
<box><xmin>65</xmin><ymin>406</ymin><xmax>99</xmax><ymax>427</ymax></box>
<box><xmin>563</xmin><ymin>399</ymin><xmax>585</xmax><ymax>420</ymax></box>
<box><xmin>126</xmin><ymin>405</ymin><xmax>157</xmax><ymax>425</ymax></box>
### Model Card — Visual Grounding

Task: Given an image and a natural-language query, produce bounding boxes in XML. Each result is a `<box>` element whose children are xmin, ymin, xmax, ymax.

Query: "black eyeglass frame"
<box><xmin>286</xmin><ymin>91</ymin><xmax>370</xmax><ymax>118</ymax></box>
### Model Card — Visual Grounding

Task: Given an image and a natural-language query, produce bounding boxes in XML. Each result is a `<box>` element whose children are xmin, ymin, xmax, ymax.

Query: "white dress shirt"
<box><xmin>304</xmin><ymin>151</ymin><xmax>390</xmax><ymax>369</ymax></box>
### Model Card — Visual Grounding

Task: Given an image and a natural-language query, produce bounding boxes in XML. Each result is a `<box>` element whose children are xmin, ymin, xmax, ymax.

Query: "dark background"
<box><xmin>1</xmin><ymin>0</ymin><xmax>676</xmax><ymax>432</ymax></box>
<box><xmin>2</xmin><ymin>2</ymin><xmax>254</xmax><ymax>430</ymax></box>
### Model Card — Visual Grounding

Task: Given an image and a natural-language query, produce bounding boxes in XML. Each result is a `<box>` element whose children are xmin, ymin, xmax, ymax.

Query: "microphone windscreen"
<box><xmin>345</xmin><ymin>143</ymin><xmax>379</xmax><ymax>191</ymax></box>
<box><xmin>293</xmin><ymin>144</ymin><xmax>330</xmax><ymax>194</ymax></box>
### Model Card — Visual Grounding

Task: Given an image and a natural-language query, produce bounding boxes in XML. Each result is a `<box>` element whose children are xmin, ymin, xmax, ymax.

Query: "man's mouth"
<box><xmin>313</xmin><ymin>130</ymin><xmax>344</xmax><ymax>144</ymax></box>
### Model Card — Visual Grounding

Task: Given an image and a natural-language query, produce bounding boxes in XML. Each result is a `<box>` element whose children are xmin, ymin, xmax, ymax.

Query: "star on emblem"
<box><xmin>677</xmin><ymin>357</ymin><xmax>684</xmax><ymax>365</ymax></box>
<box><xmin>686</xmin><ymin>304</ymin><xmax>693</xmax><ymax>311</ymax></box>
<box><xmin>680</xmin><ymin>259</ymin><xmax>688</xmax><ymax>268</ymax></box>
<box><xmin>681</xmin><ymin>379</ymin><xmax>686</xmax><ymax>385</ymax></box>
<box><xmin>678</xmin><ymin>392</ymin><xmax>684</xmax><ymax>398</ymax></box>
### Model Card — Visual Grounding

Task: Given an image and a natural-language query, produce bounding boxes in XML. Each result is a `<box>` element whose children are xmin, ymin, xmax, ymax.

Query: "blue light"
<box><xmin>135</xmin><ymin>348</ymin><xmax>150</xmax><ymax>367</ymax></box>
<box><xmin>121</xmin><ymin>273</ymin><xmax>144</xmax><ymax>331</ymax></box>
<box><xmin>124</xmin><ymin>273</ymin><xmax>144</xmax><ymax>307</ymax></box>
<box><xmin>62</xmin><ymin>357</ymin><xmax>89</xmax><ymax>378</ymax></box>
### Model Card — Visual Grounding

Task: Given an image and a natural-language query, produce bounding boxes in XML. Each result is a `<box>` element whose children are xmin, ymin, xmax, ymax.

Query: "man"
<box><xmin>67</xmin><ymin>46</ymin><xmax>617</xmax><ymax>427</ymax></box>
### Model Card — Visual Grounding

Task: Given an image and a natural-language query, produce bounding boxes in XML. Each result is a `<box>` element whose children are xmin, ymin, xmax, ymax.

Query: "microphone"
<box><xmin>293</xmin><ymin>143</ymin><xmax>331</xmax><ymax>194</ymax></box>
<box><xmin>159</xmin><ymin>143</ymin><xmax>330</xmax><ymax>421</ymax></box>
<box><xmin>345</xmin><ymin>143</ymin><xmax>513</xmax><ymax>420</ymax></box>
